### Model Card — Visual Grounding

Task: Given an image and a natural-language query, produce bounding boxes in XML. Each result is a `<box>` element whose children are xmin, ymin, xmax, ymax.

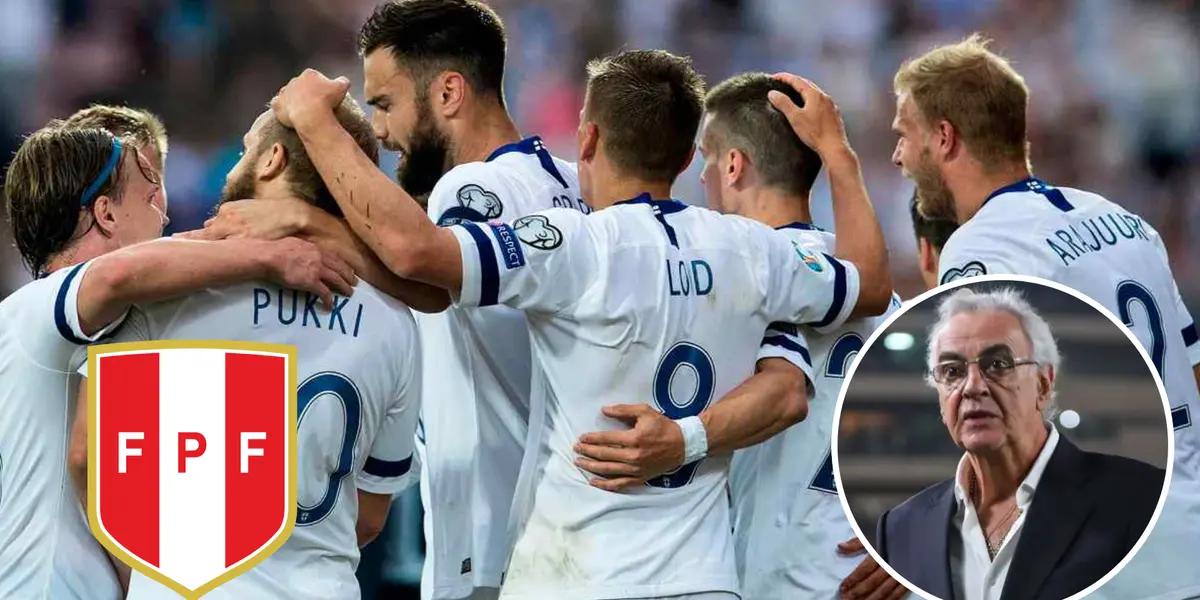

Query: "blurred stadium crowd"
<box><xmin>2</xmin><ymin>0</ymin><xmax>1199</xmax><ymax>594</ymax></box>
<box><xmin>3</xmin><ymin>0</ymin><xmax>1200</xmax><ymax>299</ymax></box>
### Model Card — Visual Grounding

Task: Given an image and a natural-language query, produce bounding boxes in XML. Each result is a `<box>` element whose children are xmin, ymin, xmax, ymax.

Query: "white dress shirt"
<box><xmin>949</xmin><ymin>425</ymin><xmax>1061</xmax><ymax>600</ymax></box>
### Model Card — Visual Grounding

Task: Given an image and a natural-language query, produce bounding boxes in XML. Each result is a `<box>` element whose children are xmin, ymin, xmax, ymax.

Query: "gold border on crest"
<box><xmin>86</xmin><ymin>340</ymin><xmax>299</xmax><ymax>600</ymax></box>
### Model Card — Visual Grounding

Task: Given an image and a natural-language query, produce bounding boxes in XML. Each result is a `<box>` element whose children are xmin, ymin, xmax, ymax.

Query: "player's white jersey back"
<box><xmin>0</xmin><ymin>261</ymin><xmax>124</xmax><ymax>600</ymax></box>
<box><xmin>103</xmin><ymin>280</ymin><xmax>421</xmax><ymax>600</ymax></box>
<box><xmin>416</xmin><ymin>135</ymin><xmax>585</xmax><ymax>598</ymax></box>
<box><xmin>937</xmin><ymin>177</ymin><xmax>1200</xmax><ymax>599</ymax></box>
<box><xmin>448</xmin><ymin>196</ymin><xmax>861</xmax><ymax>599</ymax></box>
<box><xmin>730</xmin><ymin>224</ymin><xmax>901</xmax><ymax>600</ymax></box>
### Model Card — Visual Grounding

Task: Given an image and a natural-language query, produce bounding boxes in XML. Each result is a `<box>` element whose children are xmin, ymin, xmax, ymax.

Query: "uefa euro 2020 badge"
<box><xmin>791</xmin><ymin>241</ymin><xmax>825</xmax><ymax>273</ymax></box>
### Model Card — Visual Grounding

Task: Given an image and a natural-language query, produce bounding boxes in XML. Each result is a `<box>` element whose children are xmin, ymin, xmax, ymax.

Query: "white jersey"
<box><xmin>93</xmin><ymin>280</ymin><xmax>421</xmax><ymax>600</ymax></box>
<box><xmin>416</xmin><ymin>136</ymin><xmax>585</xmax><ymax>598</ymax></box>
<box><xmin>448</xmin><ymin>196</ymin><xmax>860</xmax><ymax>599</ymax></box>
<box><xmin>730</xmin><ymin>223</ymin><xmax>903</xmax><ymax>600</ymax></box>
<box><xmin>937</xmin><ymin>177</ymin><xmax>1200</xmax><ymax>600</ymax></box>
<box><xmin>0</xmin><ymin>261</ymin><xmax>125</xmax><ymax>600</ymax></box>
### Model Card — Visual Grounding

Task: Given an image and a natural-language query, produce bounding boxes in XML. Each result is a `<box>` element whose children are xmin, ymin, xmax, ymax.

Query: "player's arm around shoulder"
<box><xmin>574</xmin><ymin>329</ymin><xmax>815</xmax><ymax>492</ymax></box>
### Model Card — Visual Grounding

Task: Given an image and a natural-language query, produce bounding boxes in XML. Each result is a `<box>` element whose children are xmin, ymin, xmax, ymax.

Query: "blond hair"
<box><xmin>54</xmin><ymin>104</ymin><xmax>169</xmax><ymax>160</ymax></box>
<box><xmin>894</xmin><ymin>34</ymin><xmax>1029</xmax><ymax>169</ymax></box>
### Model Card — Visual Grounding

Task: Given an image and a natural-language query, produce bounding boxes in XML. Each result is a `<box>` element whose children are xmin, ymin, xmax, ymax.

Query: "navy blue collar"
<box><xmin>485</xmin><ymin>135</ymin><xmax>569</xmax><ymax>189</ymax></box>
<box><xmin>486</xmin><ymin>135</ymin><xmax>544</xmax><ymax>162</ymax></box>
<box><xmin>776</xmin><ymin>221</ymin><xmax>824</xmax><ymax>232</ymax></box>
<box><xmin>984</xmin><ymin>177</ymin><xmax>1049</xmax><ymax>206</ymax></box>
<box><xmin>613</xmin><ymin>192</ymin><xmax>690</xmax><ymax>214</ymax></box>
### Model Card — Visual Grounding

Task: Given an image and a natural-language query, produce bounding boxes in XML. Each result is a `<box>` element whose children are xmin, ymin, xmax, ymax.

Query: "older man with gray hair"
<box><xmin>875</xmin><ymin>285</ymin><xmax>1165</xmax><ymax>600</ymax></box>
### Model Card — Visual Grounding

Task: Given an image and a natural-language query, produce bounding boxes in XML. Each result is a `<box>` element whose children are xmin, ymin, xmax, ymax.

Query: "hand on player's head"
<box><xmin>271</xmin><ymin>69</ymin><xmax>352</xmax><ymax>130</ymax></box>
<box><xmin>263</xmin><ymin>236</ymin><xmax>357</xmax><ymax>309</ymax></box>
<box><xmin>767</xmin><ymin>73</ymin><xmax>850</xmax><ymax>157</ymax></box>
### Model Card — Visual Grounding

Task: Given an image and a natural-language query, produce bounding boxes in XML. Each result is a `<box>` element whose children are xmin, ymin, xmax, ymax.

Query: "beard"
<box><xmin>910</xmin><ymin>147</ymin><xmax>957</xmax><ymax>222</ymax></box>
<box><xmin>394</xmin><ymin>98</ymin><xmax>452</xmax><ymax>199</ymax></box>
<box><xmin>216</xmin><ymin>167</ymin><xmax>258</xmax><ymax>214</ymax></box>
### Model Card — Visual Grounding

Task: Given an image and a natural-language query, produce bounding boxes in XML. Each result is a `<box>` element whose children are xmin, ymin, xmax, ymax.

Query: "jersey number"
<box><xmin>808</xmin><ymin>333</ymin><xmax>863</xmax><ymax>495</ymax></box>
<box><xmin>296</xmin><ymin>372</ymin><xmax>362</xmax><ymax>525</ymax></box>
<box><xmin>1116</xmin><ymin>281</ymin><xmax>1191</xmax><ymax>430</ymax></box>
<box><xmin>646</xmin><ymin>342</ymin><xmax>715</xmax><ymax>489</ymax></box>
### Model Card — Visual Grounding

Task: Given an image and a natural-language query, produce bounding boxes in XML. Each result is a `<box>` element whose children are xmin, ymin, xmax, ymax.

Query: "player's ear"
<box><xmin>726</xmin><ymin>148</ymin><xmax>747</xmax><ymax>187</ymax></box>
<box><xmin>89</xmin><ymin>194</ymin><xmax>118</xmax><ymax>237</ymax></box>
<box><xmin>435</xmin><ymin>71</ymin><xmax>465</xmax><ymax>117</ymax></box>
<box><xmin>258</xmin><ymin>143</ymin><xmax>288</xmax><ymax>182</ymax></box>
<box><xmin>935</xmin><ymin>119</ymin><xmax>958</xmax><ymax>161</ymax></box>
<box><xmin>579</xmin><ymin>122</ymin><xmax>599</xmax><ymax>164</ymax></box>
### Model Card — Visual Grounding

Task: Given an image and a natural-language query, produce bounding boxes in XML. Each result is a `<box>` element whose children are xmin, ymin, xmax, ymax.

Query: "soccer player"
<box><xmin>909</xmin><ymin>191</ymin><xmax>957</xmax><ymax>290</ymax></box>
<box><xmin>571</xmin><ymin>71</ymin><xmax>909</xmax><ymax>600</ymax></box>
<box><xmin>0</xmin><ymin>123</ymin><xmax>353</xmax><ymax>600</ymax></box>
<box><xmin>201</xmin><ymin>2</ymin><xmax>587</xmax><ymax>598</ymax></box>
<box><xmin>72</xmin><ymin>96</ymin><xmax>421</xmax><ymax>600</ymax></box>
<box><xmin>891</xmin><ymin>33</ymin><xmax>1200</xmax><ymax>600</ymax></box>
<box><xmin>269</xmin><ymin>47</ymin><xmax>892</xmax><ymax>599</ymax></box>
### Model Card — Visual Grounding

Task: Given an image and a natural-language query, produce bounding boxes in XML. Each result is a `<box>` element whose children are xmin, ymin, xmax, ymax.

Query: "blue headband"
<box><xmin>79</xmin><ymin>136</ymin><xmax>123</xmax><ymax>206</ymax></box>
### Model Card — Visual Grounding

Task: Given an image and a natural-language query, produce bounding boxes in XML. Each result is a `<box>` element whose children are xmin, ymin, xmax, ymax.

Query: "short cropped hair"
<box><xmin>910</xmin><ymin>191</ymin><xmax>957</xmax><ymax>252</ymax></box>
<box><xmin>585</xmin><ymin>49</ymin><xmax>705</xmax><ymax>183</ymax></box>
<box><xmin>256</xmin><ymin>96</ymin><xmax>378</xmax><ymax>219</ymax></box>
<box><xmin>55</xmin><ymin>104</ymin><xmax>168</xmax><ymax>160</ymax></box>
<box><xmin>4</xmin><ymin>127</ymin><xmax>128</xmax><ymax>276</ymax></box>
<box><xmin>926</xmin><ymin>285</ymin><xmax>1061</xmax><ymax>420</ymax></box>
<box><xmin>894</xmin><ymin>33</ymin><xmax>1029</xmax><ymax>168</ymax></box>
<box><xmin>358</xmin><ymin>0</ymin><xmax>507</xmax><ymax>103</ymax></box>
<box><xmin>704</xmin><ymin>72</ymin><xmax>822</xmax><ymax>196</ymax></box>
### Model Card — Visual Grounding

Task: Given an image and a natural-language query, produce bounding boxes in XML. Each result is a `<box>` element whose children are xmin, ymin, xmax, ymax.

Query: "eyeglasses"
<box><xmin>931</xmin><ymin>354</ymin><xmax>1039</xmax><ymax>387</ymax></box>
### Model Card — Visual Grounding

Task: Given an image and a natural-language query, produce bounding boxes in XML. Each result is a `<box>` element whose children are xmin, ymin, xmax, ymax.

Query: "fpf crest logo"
<box><xmin>87</xmin><ymin>341</ymin><xmax>298</xmax><ymax>599</ymax></box>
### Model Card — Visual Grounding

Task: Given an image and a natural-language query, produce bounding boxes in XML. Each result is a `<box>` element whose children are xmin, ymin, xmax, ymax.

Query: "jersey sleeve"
<box><xmin>758</xmin><ymin>228</ymin><xmax>861</xmax><ymax>334</ymax></box>
<box><xmin>74</xmin><ymin>308</ymin><xmax>154</xmax><ymax>378</ymax></box>
<box><xmin>449</xmin><ymin>208</ymin><xmax>598</xmax><ymax>314</ymax></box>
<box><xmin>11</xmin><ymin>261</ymin><xmax>129</xmax><ymax>372</ymax></box>
<box><xmin>427</xmin><ymin>163</ymin><xmax>511</xmax><ymax>227</ymax></box>
<box><xmin>756</xmin><ymin>322</ymin><xmax>816</xmax><ymax>392</ymax></box>
<box><xmin>357</xmin><ymin>317</ymin><xmax>422</xmax><ymax>495</ymax></box>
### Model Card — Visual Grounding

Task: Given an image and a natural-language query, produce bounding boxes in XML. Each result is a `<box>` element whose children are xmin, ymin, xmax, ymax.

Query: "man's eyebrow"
<box><xmin>936</xmin><ymin>351</ymin><xmax>967</xmax><ymax>362</ymax></box>
<box><xmin>978</xmin><ymin>344</ymin><xmax>1015</xmax><ymax>355</ymax></box>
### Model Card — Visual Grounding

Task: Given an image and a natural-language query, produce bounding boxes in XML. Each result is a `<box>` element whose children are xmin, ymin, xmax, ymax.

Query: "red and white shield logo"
<box><xmin>86</xmin><ymin>341</ymin><xmax>298</xmax><ymax>599</ymax></box>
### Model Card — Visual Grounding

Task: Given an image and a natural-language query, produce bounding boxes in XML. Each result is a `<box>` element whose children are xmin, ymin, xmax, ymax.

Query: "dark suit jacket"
<box><xmin>875</xmin><ymin>437</ymin><xmax>1164</xmax><ymax>600</ymax></box>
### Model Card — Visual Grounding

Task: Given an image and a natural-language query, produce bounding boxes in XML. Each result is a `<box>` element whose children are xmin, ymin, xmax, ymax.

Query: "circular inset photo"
<box><xmin>833</xmin><ymin>276</ymin><xmax>1174</xmax><ymax>600</ymax></box>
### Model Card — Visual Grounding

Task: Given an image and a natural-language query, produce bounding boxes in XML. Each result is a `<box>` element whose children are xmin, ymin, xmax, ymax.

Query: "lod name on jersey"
<box><xmin>118</xmin><ymin>431</ymin><xmax>268</xmax><ymax>474</ymax></box>
<box><xmin>1045</xmin><ymin>211</ymin><xmax>1152</xmax><ymax>267</ymax></box>
<box><xmin>252</xmin><ymin>287</ymin><xmax>365</xmax><ymax>337</ymax></box>
<box><xmin>667</xmin><ymin>259</ymin><xmax>713</xmax><ymax>297</ymax></box>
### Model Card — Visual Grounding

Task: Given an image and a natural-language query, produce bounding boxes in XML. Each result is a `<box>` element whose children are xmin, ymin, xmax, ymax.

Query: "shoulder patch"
<box><xmin>513</xmin><ymin>214</ymin><xmax>563</xmax><ymax>250</ymax></box>
<box><xmin>456</xmin><ymin>184</ymin><xmax>504</xmax><ymax>219</ymax></box>
<box><xmin>791</xmin><ymin>241</ymin><xmax>825</xmax><ymax>273</ymax></box>
<box><xmin>940</xmin><ymin>261</ymin><xmax>987</xmax><ymax>284</ymax></box>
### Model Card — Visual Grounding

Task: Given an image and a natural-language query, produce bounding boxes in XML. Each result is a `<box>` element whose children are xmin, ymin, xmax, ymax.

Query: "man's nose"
<box><xmin>960</xmin><ymin>362</ymin><xmax>990</xmax><ymax>398</ymax></box>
